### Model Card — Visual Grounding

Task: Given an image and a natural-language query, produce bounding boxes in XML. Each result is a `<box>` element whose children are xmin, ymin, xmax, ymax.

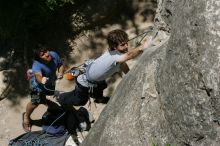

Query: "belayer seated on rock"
<box><xmin>57</xmin><ymin>29</ymin><xmax>151</xmax><ymax>107</ymax></box>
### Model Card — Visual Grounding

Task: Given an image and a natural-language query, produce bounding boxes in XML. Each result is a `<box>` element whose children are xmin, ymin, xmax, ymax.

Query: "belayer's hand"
<box><xmin>41</xmin><ymin>77</ymin><xmax>49</xmax><ymax>84</ymax></box>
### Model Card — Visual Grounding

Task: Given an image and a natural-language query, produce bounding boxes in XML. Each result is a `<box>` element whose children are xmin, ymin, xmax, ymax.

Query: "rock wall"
<box><xmin>81</xmin><ymin>0</ymin><xmax>220</xmax><ymax>146</ymax></box>
<box><xmin>157</xmin><ymin>0</ymin><xmax>220</xmax><ymax>145</ymax></box>
<box><xmin>81</xmin><ymin>31</ymin><xmax>171</xmax><ymax>146</ymax></box>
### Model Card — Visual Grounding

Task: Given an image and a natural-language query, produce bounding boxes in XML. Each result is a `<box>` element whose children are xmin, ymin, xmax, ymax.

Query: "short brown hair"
<box><xmin>107</xmin><ymin>29</ymin><xmax>128</xmax><ymax>51</ymax></box>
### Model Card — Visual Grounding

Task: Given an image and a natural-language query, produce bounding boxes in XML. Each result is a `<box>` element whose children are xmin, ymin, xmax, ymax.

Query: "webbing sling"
<box><xmin>85</xmin><ymin>61</ymin><xmax>97</xmax><ymax>95</ymax></box>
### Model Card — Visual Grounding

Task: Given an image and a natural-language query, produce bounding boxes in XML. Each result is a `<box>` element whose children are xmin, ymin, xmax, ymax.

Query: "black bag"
<box><xmin>42</xmin><ymin>110</ymin><xmax>66</xmax><ymax>136</ymax></box>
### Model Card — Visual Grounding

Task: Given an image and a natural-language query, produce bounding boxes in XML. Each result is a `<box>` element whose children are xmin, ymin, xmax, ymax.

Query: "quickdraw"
<box><xmin>128</xmin><ymin>26</ymin><xmax>154</xmax><ymax>47</ymax></box>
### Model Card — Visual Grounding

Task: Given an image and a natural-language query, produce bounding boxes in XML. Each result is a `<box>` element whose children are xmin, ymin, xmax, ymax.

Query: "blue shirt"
<box><xmin>31</xmin><ymin>51</ymin><xmax>62</xmax><ymax>91</ymax></box>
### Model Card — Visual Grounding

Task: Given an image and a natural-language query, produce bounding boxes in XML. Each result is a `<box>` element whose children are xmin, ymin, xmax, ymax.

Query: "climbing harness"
<box><xmin>64</xmin><ymin>59</ymin><xmax>94</xmax><ymax>81</ymax></box>
<box><xmin>84</xmin><ymin>61</ymin><xmax>97</xmax><ymax>95</ymax></box>
<box><xmin>63</xmin><ymin>59</ymin><xmax>98</xmax><ymax>109</ymax></box>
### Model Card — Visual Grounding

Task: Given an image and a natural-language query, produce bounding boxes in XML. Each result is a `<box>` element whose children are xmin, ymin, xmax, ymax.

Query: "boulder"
<box><xmin>81</xmin><ymin>0</ymin><xmax>220</xmax><ymax>145</ymax></box>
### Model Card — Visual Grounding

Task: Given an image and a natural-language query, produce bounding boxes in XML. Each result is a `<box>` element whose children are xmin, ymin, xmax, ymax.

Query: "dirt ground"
<box><xmin>0</xmin><ymin>78</ymin><xmax>107</xmax><ymax>145</ymax></box>
<box><xmin>0</xmin><ymin>17</ymin><xmax>153</xmax><ymax>146</ymax></box>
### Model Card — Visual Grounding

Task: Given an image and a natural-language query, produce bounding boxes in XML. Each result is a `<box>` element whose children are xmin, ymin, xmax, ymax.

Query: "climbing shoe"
<box><xmin>94</xmin><ymin>96</ymin><xmax>110</xmax><ymax>104</ymax></box>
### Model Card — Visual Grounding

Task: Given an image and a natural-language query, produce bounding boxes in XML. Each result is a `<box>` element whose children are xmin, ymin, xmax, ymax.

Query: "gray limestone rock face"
<box><xmin>157</xmin><ymin>0</ymin><xmax>220</xmax><ymax>145</ymax></box>
<box><xmin>81</xmin><ymin>0</ymin><xmax>220</xmax><ymax>146</ymax></box>
<box><xmin>81</xmin><ymin>32</ymin><xmax>171</xmax><ymax>146</ymax></box>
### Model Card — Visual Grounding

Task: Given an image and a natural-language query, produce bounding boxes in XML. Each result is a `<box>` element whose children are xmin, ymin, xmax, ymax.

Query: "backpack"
<box><xmin>42</xmin><ymin>110</ymin><xmax>67</xmax><ymax>136</ymax></box>
<box><xmin>9</xmin><ymin>108</ymin><xmax>93</xmax><ymax>146</ymax></box>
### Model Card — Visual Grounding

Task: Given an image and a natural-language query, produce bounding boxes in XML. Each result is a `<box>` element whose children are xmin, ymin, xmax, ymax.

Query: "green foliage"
<box><xmin>46</xmin><ymin>0</ymin><xmax>74</xmax><ymax>10</ymax></box>
<box><xmin>0</xmin><ymin>0</ymin><xmax>76</xmax><ymax>49</ymax></box>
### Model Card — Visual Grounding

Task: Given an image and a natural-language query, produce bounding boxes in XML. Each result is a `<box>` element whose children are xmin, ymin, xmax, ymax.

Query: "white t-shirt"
<box><xmin>77</xmin><ymin>50</ymin><xmax>122</xmax><ymax>87</ymax></box>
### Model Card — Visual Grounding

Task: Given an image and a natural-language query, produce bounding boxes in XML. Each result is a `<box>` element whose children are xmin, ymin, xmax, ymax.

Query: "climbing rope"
<box><xmin>128</xmin><ymin>26</ymin><xmax>154</xmax><ymax>47</ymax></box>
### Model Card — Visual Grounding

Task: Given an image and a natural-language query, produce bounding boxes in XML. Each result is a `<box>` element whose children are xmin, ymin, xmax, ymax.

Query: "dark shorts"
<box><xmin>57</xmin><ymin>80</ymin><xmax>107</xmax><ymax>106</ymax></box>
<box><xmin>58</xmin><ymin>83</ymin><xmax>89</xmax><ymax>106</ymax></box>
<box><xmin>30</xmin><ymin>86</ymin><xmax>55</xmax><ymax>105</ymax></box>
<box><xmin>91</xmin><ymin>81</ymin><xmax>107</xmax><ymax>99</ymax></box>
